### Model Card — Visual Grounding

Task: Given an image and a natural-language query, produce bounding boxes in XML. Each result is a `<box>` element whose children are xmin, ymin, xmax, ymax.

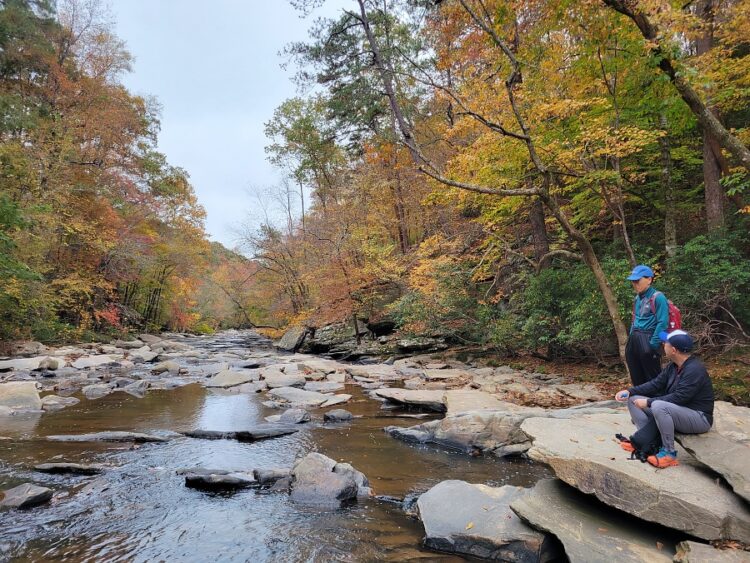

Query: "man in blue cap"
<box><xmin>625</xmin><ymin>264</ymin><xmax>669</xmax><ymax>385</ymax></box>
<box><xmin>615</xmin><ymin>329</ymin><xmax>714</xmax><ymax>468</ymax></box>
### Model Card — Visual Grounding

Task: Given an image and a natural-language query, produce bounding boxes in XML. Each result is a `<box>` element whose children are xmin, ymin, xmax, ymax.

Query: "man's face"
<box><xmin>631</xmin><ymin>277</ymin><xmax>652</xmax><ymax>293</ymax></box>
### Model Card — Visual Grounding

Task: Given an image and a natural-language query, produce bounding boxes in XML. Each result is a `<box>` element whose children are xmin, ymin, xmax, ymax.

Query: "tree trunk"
<box><xmin>529</xmin><ymin>197</ymin><xmax>549</xmax><ymax>265</ymax></box>
<box><xmin>602</xmin><ymin>0</ymin><xmax>750</xmax><ymax>173</ymax></box>
<box><xmin>660</xmin><ymin>113</ymin><xmax>677</xmax><ymax>258</ymax></box>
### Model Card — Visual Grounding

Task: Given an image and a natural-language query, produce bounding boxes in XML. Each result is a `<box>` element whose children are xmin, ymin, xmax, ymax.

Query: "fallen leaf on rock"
<box><xmin>465</xmin><ymin>522</ymin><xmax>474</xmax><ymax>530</ymax></box>
<box><xmin>598</xmin><ymin>528</ymin><xmax>608</xmax><ymax>533</ymax></box>
<box><xmin>656</xmin><ymin>542</ymin><xmax>663</xmax><ymax>550</ymax></box>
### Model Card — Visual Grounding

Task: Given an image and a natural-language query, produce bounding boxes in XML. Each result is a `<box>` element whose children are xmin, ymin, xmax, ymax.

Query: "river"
<box><xmin>0</xmin><ymin>332</ymin><xmax>551</xmax><ymax>562</ymax></box>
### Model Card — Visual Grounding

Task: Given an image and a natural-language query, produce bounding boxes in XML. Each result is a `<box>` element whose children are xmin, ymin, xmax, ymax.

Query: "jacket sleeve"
<box><xmin>629</xmin><ymin>366</ymin><xmax>669</xmax><ymax>397</ymax></box>
<box><xmin>647</xmin><ymin>363</ymin><xmax>706</xmax><ymax>407</ymax></box>
<box><xmin>649</xmin><ymin>293</ymin><xmax>670</xmax><ymax>349</ymax></box>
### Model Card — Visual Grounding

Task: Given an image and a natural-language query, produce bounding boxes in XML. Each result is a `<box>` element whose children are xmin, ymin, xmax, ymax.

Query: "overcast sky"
<box><xmin>111</xmin><ymin>0</ymin><xmax>347</xmax><ymax>250</ymax></box>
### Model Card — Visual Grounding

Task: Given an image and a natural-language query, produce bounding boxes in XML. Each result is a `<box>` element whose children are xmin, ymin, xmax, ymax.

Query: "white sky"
<box><xmin>111</xmin><ymin>0</ymin><xmax>348</xmax><ymax>249</ymax></box>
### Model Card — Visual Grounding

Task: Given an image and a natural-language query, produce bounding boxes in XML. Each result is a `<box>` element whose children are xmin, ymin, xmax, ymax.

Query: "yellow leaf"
<box><xmin>465</xmin><ymin>522</ymin><xmax>474</xmax><ymax>530</ymax></box>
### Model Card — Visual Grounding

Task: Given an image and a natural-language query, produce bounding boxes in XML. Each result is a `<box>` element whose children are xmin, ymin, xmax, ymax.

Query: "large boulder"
<box><xmin>289</xmin><ymin>452</ymin><xmax>366</xmax><ymax>506</ymax></box>
<box><xmin>0</xmin><ymin>483</ymin><xmax>52</xmax><ymax>509</ymax></box>
<box><xmin>385</xmin><ymin>401</ymin><xmax>620</xmax><ymax>457</ymax></box>
<box><xmin>205</xmin><ymin>369</ymin><xmax>259</xmax><ymax>388</ymax></box>
<box><xmin>510</xmin><ymin>479</ymin><xmax>673</xmax><ymax>562</ymax></box>
<box><xmin>522</xmin><ymin>413</ymin><xmax>750</xmax><ymax>542</ymax></box>
<box><xmin>417</xmin><ymin>480</ymin><xmax>558</xmax><ymax>562</ymax></box>
<box><xmin>373</xmin><ymin>388</ymin><xmax>446</xmax><ymax>412</ymax></box>
<box><xmin>276</xmin><ymin>326</ymin><xmax>308</xmax><ymax>352</ymax></box>
<box><xmin>0</xmin><ymin>382</ymin><xmax>41</xmax><ymax>412</ymax></box>
<box><xmin>676</xmin><ymin>401</ymin><xmax>750</xmax><ymax>503</ymax></box>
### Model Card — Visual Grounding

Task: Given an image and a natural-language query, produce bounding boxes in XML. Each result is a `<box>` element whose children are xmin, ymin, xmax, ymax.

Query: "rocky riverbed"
<box><xmin>0</xmin><ymin>329</ymin><xmax>748</xmax><ymax>561</ymax></box>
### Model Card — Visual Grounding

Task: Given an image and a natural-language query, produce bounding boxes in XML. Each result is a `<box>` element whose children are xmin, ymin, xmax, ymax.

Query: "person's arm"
<box><xmin>649</xmin><ymin>292</ymin><xmax>669</xmax><ymax>349</ymax></box>
<box><xmin>648</xmin><ymin>363</ymin><xmax>707</xmax><ymax>406</ymax></box>
<box><xmin>629</xmin><ymin>365</ymin><xmax>669</xmax><ymax>397</ymax></box>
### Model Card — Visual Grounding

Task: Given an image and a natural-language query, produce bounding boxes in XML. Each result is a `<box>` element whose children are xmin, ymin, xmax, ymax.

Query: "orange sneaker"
<box><xmin>615</xmin><ymin>434</ymin><xmax>635</xmax><ymax>452</ymax></box>
<box><xmin>647</xmin><ymin>448</ymin><xmax>679</xmax><ymax>468</ymax></box>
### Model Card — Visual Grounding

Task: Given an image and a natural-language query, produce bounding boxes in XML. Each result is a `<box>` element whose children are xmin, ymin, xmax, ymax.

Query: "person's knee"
<box><xmin>651</xmin><ymin>400</ymin><xmax>671</xmax><ymax>415</ymax></box>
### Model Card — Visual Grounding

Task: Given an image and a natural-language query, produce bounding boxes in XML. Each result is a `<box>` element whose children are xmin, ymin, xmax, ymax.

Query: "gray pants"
<box><xmin>628</xmin><ymin>395</ymin><xmax>711</xmax><ymax>451</ymax></box>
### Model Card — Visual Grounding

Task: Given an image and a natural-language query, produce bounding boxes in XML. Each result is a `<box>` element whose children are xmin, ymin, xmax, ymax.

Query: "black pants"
<box><xmin>625</xmin><ymin>330</ymin><xmax>662</xmax><ymax>386</ymax></box>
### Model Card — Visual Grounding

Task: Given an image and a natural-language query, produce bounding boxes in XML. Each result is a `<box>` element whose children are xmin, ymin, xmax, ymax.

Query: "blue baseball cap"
<box><xmin>627</xmin><ymin>264</ymin><xmax>654</xmax><ymax>281</ymax></box>
<box><xmin>659</xmin><ymin>330</ymin><xmax>694</xmax><ymax>353</ymax></box>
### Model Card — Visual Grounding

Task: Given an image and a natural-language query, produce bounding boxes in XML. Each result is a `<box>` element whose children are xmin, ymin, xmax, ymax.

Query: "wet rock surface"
<box><xmin>417</xmin><ymin>480</ymin><xmax>558</xmax><ymax>561</ymax></box>
<box><xmin>34</xmin><ymin>463</ymin><xmax>104</xmax><ymax>475</ymax></box>
<box><xmin>510</xmin><ymin>479</ymin><xmax>675</xmax><ymax>562</ymax></box>
<box><xmin>0</xmin><ymin>483</ymin><xmax>53</xmax><ymax>509</ymax></box>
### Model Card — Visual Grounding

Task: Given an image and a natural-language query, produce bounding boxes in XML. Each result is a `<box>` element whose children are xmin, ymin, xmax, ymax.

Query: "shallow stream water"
<box><xmin>0</xmin><ymin>333</ymin><xmax>552</xmax><ymax>562</ymax></box>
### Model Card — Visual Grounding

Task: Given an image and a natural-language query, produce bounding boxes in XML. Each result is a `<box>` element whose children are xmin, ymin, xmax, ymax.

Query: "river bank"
<box><xmin>0</xmin><ymin>329</ymin><xmax>748</xmax><ymax>561</ymax></box>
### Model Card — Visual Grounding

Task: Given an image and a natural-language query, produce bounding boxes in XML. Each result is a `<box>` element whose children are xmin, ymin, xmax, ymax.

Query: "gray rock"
<box><xmin>269</xmin><ymin>387</ymin><xmax>330</xmax><ymax>407</ymax></box>
<box><xmin>205</xmin><ymin>369</ymin><xmax>259</xmax><ymax>388</ymax></box>
<box><xmin>182</xmin><ymin>426</ymin><xmax>298</xmax><ymax>442</ymax></box>
<box><xmin>276</xmin><ymin>326</ymin><xmax>308</xmax><ymax>352</ymax></box>
<box><xmin>138</xmin><ymin>333</ymin><xmax>163</xmax><ymax>345</ymax></box>
<box><xmin>674</xmin><ymin>541</ymin><xmax>750</xmax><ymax>562</ymax></box>
<box><xmin>122</xmin><ymin>380</ymin><xmax>149</xmax><ymax>398</ymax></box>
<box><xmin>676</xmin><ymin>401</ymin><xmax>750</xmax><ymax>503</ymax></box>
<box><xmin>522</xmin><ymin>413</ymin><xmax>750</xmax><ymax>542</ymax></box>
<box><xmin>46</xmin><ymin>431</ymin><xmax>167</xmax><ymax>442</ymax></box>
<box><xmin>0</xmin><ymin>357</ymin><xmax>44</xmax><ymax>371</ymax></box>
<box><xmin>37</xmin><ymin>357</ymin><xmax>62</xmax><ymax>371</ymax></box>
<box><xmin>263</xmin><ymin>369</ymin><xmax>306</xmax><ymax>389</ymax></box>
<box><xmin>304</xmin><ymin>381</ymin><xmax>344</xmax><ymax>393</ymax></box>
<box><xmin>374</xmin><ymin>388</ymin><xmax>446</xmax><ymax>412</ymax></box>
<box><xmin>0</xmin><ymin>483</ymin><xmax>53</xmax><ymax>509</ymax></box>
<box><xmin>151</xmin><ymin>361</ymin><xmax>180</xmax><ymax>374</ymax></box>
<box><xmin>290</xmin><ymin>452</ymin><xmax>360</xmax><ymax>506</ymax></box>
<box><xmin>40</xmin><ymin>395</ymin><xmax>80</xmax><ymax>411</ymax></box>
<box><xmin>278</xmin><ymin>408</ymin><xmax>311</xmax><ymax>424</ymax></box>
<box><xmin>237</xmin><ymin>381</ymin><xmax>267</xmax><ymax>394</ymax></box>
<box><xmin>82</xmin><ymin>384</ymin><xmax>112</xmax><ymax>400</ymax></box>
<box><xmin>72</xmin><ymin>355</ymin><xmax>118</xmax><ymax>369</ymax></box>
<box><xmin>112</xmin><ymin>339</ymin><xmax>146</xmax><ymax>349</ymax></box>
<box><xmin>184</xmin><ymin>471</ymin><xmax>257</xmax><ymax>490</ymax></box>
<box><xmin>0</xmin><ymin>382</ymin><xmax>42</xmax><ymax>411</ymax></box>
<box><xmin>130</xmin><ymin>349</ymin><xmax>158</xmax><ymax>363</ymax></box>
<box><xmin>320</xmin><ymin>394</ymin><xmax>352</xmax><ymax>408</ymax></box>
<box><xmin>510</xmin><ymin>479</ymin><xmax>673</xmax><ymax>562</ymax></box>
<box><xmin>324</xmin><ymin>409</ymin><xmax>353</xmax><ymax>422</ymax></box>
<box><xmin>34</xmin><ymin>463</ymin><xmax>104</xmax><ymax>475</ymax></box>
<box><xmin>253</xmin><ymin>468</ymin><xmax>291</xmax><ymax>486</ymax></box>
<box><xmin>418</xmin><ymin>480</ymin><xmax>557</xmax><ymax>562</ymax></box>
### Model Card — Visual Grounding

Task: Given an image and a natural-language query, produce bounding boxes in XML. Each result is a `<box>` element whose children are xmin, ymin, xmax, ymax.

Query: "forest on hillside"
<box><xmin>2</xmin><ymin>0</ymin><xmax>749</xmax><ymax>363</ymax></box>
<box><xmin>0</xmin><ymin>0</ymin><xmax>260</xmax><ymax>344</ymax></box>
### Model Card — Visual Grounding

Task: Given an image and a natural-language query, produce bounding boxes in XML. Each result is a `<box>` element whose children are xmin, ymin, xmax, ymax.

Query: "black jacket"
<box><xmin>629</xmin><ymin>355</ymin><xmax>714</xmax><ymax>424</ymax></box>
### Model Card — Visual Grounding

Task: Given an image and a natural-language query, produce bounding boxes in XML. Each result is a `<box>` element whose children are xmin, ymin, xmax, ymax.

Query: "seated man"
<box><xmin>614</xmin><ymin>329</ymin><xmax>714</xmax><ymax>468</ymax></box>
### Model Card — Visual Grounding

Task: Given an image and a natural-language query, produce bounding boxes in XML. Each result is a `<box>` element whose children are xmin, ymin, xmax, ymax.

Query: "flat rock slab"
<box><xmin>269</xmin><ymin>387</ymin><xmax>330</xmax><ymax>407</ymax></box>
<box><xmin>182</xmin><ymin>426</ymin><xmax>298</xmax><ymax>442</ymax></box>
<box><xmin>510</xmin><ymin>479</ymin><xmax>674</xmax><ymax>563</ymax></box>
<box><xmin>205</xmin><ymin>369</ymin><xmax>259</xmax><ymax>388</ymax></box>
<box><xmin>417</xmin><ymin>480</ymin><xmax>557</xmax><ymax>561</ymax></box>
<box><xmin>304</xmin><ymin>381</ymin><xmax>344</xmax><ymax>393</ymax></box>
<box><xmin>34</xmin><ymin>463</ymin><xmax>104</xmax><ymax>475</ymax></box>
<box><xmin>522</xmin><ymin>413</ymin><xmax>750</xmax><ymax>542</ymax></box>
<box><xmin>40</xmin><ymin>395</ymin><xmax>80</xmax><ymax>411</ymax></box>
<box><xmin>184</xmin><ymin>471</ymin><xmax>258</xmax><ymax>490</ymax></box>
<box><xmin>0</xmin><ymin>357</ymin><xmax>50</xmax><ymax>371</ymax></box>
<box><xmin>443</xmin><ymin>390</ymin><xmax>512</xmax><ymax>415</ymax></box>
<box><xmin>345</xmin><ymin>365</ymin><xmax>404</xmax><ymax>381</ymax></box>
<box><xmin>324</xmin><ymin>409</ymin><xmax>353</xmax><ymax>422</ymax></box>
<box><xmin>374</xmin><ymin>388</ymin><xmax>446</xmax><ymax>412</ymax></box>
<box><xmin>263</xmin><ymin>372</ymin><xmax>306</xmax><ymax>389</ymax></box>
<box><xmin>72</xmin><ymin>355</ymin><xmax>119</xmax><ymax>369</ymax></box>
<box><xmin>0</xmin><ymin>483</ymin><xmax>53</xmax><ymax>509</ymax></box>
<box><xmin>46</xmin><ymin>431</ymin><xmax>167</xmax><ymax>443</ymax></box>
<box><xmin>674</xmin><ymin>541</ymin><xmax>750</xmax><ymax>563</ymax></box>
<box><xmin>320</xmin><ymin>394</ymin><xmax>351</xmax><ymax>407</ymax></box>
<box><xmin>0</xmin><ymin>382</ymin><xmax>41</xmax><ymax>411</ymax></box>
<box><xmin>297</xmin><ymin>359</ymin><xmax>344</xmax><ymax>375</ymax></box>
<box><xmin>676</xmin><ymin>401</ymin><xmax>750</xmax><ymax>503</ymax></box>
<box><xmin>422</xmin><ymin>368</ymin><xmax>471</xmax><ymax>381</ymax></box>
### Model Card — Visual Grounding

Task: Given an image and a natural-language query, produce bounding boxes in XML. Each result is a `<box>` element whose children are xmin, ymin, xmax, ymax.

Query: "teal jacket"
<box><xmin>630</xmin><ymin>286</ymin><xmax>669</xmax><ymax>350</ymax></box>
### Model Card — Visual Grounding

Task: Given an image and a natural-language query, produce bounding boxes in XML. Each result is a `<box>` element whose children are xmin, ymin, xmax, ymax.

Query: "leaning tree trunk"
<box><xmin>659</xmin><ymin>113</ymin><xmax>678</xmax><ymax>258</ymax></box>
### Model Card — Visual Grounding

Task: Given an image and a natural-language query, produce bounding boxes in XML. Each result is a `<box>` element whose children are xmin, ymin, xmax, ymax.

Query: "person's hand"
<box><xmin>634</xmin><ymin>398</ymin><xmax>648</xmax><ymax>409</ymax></box>
<box><xmin>615</xmin><ymin>390</ymin><xmax>630</xmax><ymax>402</ymax></box>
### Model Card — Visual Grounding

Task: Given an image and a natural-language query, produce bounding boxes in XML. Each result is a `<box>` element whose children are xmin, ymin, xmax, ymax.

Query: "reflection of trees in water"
<box><xmin>35</xmin><ymin>384</ymin><xmax>207</xmax><ymax>436</ymax></box>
